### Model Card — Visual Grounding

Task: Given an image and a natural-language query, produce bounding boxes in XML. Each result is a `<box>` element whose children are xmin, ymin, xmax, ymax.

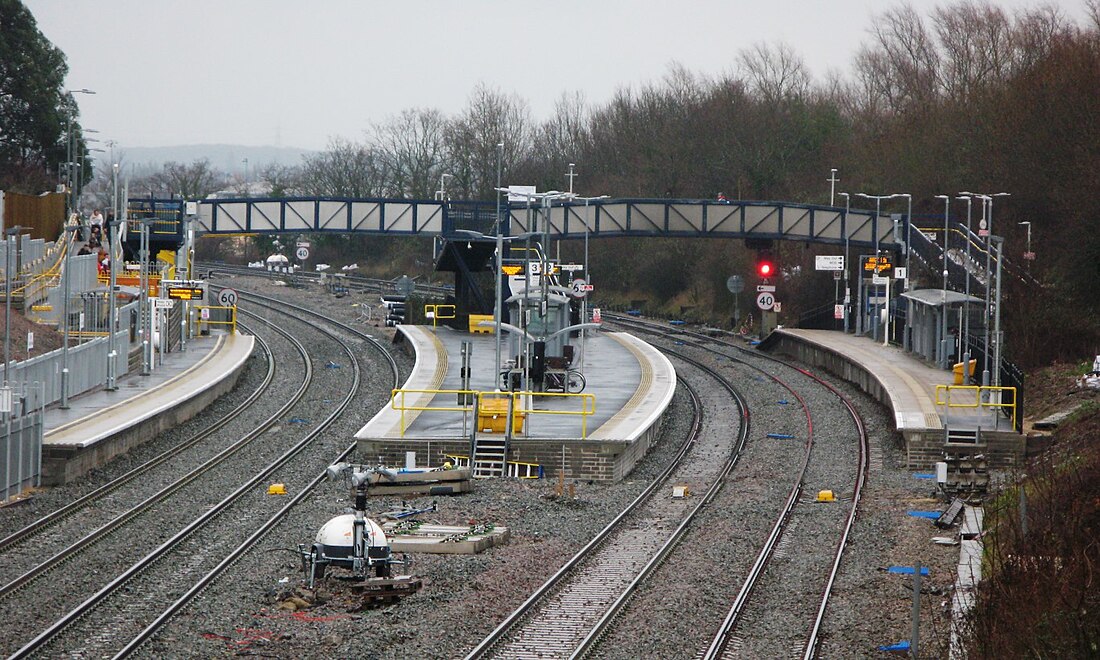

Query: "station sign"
<box><xmin>815</xmin><ymin>255</ymin><xmax>844</xmax><ymax>271</ymax></box>
<box><xmin>501</xmin><ymin>265</ymin><xmax>523</xmax><ymax>276</ymax></box>
<box><xmin>163</xmin><ymin>280</ymin><xmax>206</xmax><ymax>301</ymax></box>
<box><xmin>153</xmin><ymin>298</ymin><xmax>175</xmax><ymax>309</ymax></box>
<box><xmin>862</xmin><ymin>255</ymin><xmax>893</xmax><ymax>274</ymax></box>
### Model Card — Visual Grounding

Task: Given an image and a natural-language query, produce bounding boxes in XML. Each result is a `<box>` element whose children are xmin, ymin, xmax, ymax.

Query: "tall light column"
<box><xmin>493</xmin><ymin>143</ymin><xmax>504</xmax><ymax>384</ymax></box>
<box><xmin>956</xmin><ymin>195</ymin><xmax>973</xmax><ymax>379</ymax></box>
<box><xmin>839</xmin><ymin>193</ymin><xmax>851</xmax><ymax>332</ymax></box>
<box><xmin>60</xmin><ymin>223</ymin><xmax>74</xmax><ymax>408</ymax></box>
<box><xmin>4</xmin><ymin>226</ymin><xmax>21</xmax><ymax>384</ymax></box>
<box><xmin>961</xmin><ymin>191</ymin><xmax>1009</xmax><ymax>387</ymax></box>
<box><xmin>856</xmin><ymin>193</ymin><xmax>905</xmax><ymax>342</ymax></box>
<box><xmin>935</xmin><ymin>195</ymin><xmax>951</xmax><ymax>369</ymax></box>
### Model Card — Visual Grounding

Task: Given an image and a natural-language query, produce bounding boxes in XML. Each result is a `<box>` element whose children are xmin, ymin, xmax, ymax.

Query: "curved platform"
<box><xmin>41</xmin><ymin>332</ymin><xmax>254</xmax><ymax>484</ymax></box>
<box><xmin>762</xmin><ymin>328</ymin><xmax>1023</xmax><ymax>469</ymax></box>
<box><xmin>355</xmin><ymin>326</ymin><xmax>676</xmax><ymax>482</ymax></box>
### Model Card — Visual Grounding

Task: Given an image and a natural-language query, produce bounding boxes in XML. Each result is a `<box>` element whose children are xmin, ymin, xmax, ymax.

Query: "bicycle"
<box><xmin>545</xmin><ymin>369</ymin><xmax>586</xmax><ymax>394</ymax></box>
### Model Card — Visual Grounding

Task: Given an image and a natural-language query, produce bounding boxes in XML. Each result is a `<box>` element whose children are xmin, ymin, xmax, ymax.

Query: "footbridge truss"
<box><xmin>193</xmin><ymin>196</ymin><xmax>900</xmax><ymax>250</ymax></box>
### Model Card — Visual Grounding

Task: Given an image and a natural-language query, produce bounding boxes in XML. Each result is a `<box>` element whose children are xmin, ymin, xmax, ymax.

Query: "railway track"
<box><xmin>467</xmin><ymin>349</ymin><xmax>749</xmax><ymax>658</ymax></box>
<box><xmin>4</xmin><ymin>295</ymin><xmax>380</xmax><ymax>658</ymax></box>
<box><xmin>117</xmin><ymin>288</ymin><xmax>403</xmax><ymax>657</ymax></box>
<box><xmin>606</xmin><ymin>314</ymin><xmax>868</xmax><ymax>659</ymax></box>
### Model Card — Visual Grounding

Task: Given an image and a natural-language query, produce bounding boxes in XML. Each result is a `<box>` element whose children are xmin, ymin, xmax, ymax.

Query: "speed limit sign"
<box><xmin>296</xmin><ymin>246</ymin><xmax>309</xmax><ymax>261</ymax></box>
<box><xmin>218</xmin><ymin>288</ymin><xmax>239</xmax><ymax>306</ymax></box>
<box><xmin>755</xmin><ymin>291</ymin><xmax>775</xmax><ymax>311</ymax></box>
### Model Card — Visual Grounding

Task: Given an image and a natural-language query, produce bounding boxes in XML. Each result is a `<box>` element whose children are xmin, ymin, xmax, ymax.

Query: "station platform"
<box><xmin>762</xmin><ymin>328</ymin><xmax>1024</xmax><ymax>470</ymax></box>
<box><xmin>355</xmin><ymin>326</ymin><xmax>676</xmax><ymax>482</ymax></box>
<box><xmin>41</xmin><ymin>332</ymin><xmax>254</xmax><ymax>485</ymax></box>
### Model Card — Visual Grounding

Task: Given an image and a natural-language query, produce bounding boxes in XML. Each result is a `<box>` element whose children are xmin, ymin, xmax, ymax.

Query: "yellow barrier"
<box><xmin>935</xmin><ymin>384</ymin><xmax>1017</xmax><ymax>430</ymax></box>
<box><xmin>193</xmin><ymin>305</ymin><xmax>237</xmax><ymax>334</ymax></box>
<box><xmin>513</xmin><ymin>391</ymin><xmax>597</xmax><ymax>438</ymax></box>
<box><xmin>469</xmin><ymin>313</ymin><xmax>494</xmax><ymax>334</ymax></box>
<box><xmin>389</xmin><ymin>388</ymin><xmax>596</xmax><ymax>438</ymax></box>
<box><xmin>390</xmin><ymin>388</ymin><xmax>479</xmax><ymax>436</ymax></box>
<box><xmin>424</xmin><ymin>303</ymin><xmax>456</xmax><ymax>329</ymax></box>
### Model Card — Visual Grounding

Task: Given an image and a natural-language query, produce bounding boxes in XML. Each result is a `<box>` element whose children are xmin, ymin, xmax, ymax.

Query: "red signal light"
<box><xmin>757</xmin><ymin>261</ymin><xmax>774</xmax><ymax>278</ymax></box>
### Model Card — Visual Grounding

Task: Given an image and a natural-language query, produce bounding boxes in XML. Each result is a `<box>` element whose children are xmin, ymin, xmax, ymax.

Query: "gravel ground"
<box><xmin>1</xmin><ymin>271</ymin><xmax>963</xmax><ymax>658</ymax></box>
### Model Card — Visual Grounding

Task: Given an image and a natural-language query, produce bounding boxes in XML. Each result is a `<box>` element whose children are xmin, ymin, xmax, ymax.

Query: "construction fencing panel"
<box><xmin>0</xmin><ymin>381</ymin><xmax>45</xmax><ymax>499</ymax></box>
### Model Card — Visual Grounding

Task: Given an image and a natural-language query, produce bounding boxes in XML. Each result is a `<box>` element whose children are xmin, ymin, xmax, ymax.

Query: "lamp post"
<box><xmin>60</xmin><ymin>222</ymin><xmax>76</xmax><ymax>408</ymax></box>
<box><xmin>960</xmin><ymin>191</ymin><xmax>1009</xmax><ymax>388</ymax></box>
<box><xmin>494</xmin><ymin>143</ymin><xmax>504</xmax><ymax>384</ymax></box>
<box><xmin>839</xmin><ymin>192</ymin><xmax>851</xmax><ymax>332</ymax></box>
<box><xmin>435</xmin><ymin>173</ymin><xmax>453</xmax><ymax>201</ymax></box>
<box><xmin>828</xmin><ymin>168</ymin><xmax>839</xmax><ymax>206</ymax></box>
<box><xmin>4</xmin><ymin>226</ymin><xmax>21</xmax><ymax>384</ymax></box>
<box><xmin>956</xmin><ymin>195</ymin><xmax>974</xmax><ymax>375</ymax></box>
<box><xmin>573</xmin><ymin>194</ymin><xmax>608</xmax><ymax>370</ymax></box>
<box><xmin>935</xmin><ymin>195</ymin><xmax>951</xmax><ymax>369</ymax></box>
<box><xmin>855</xmin><ymin>193</ymin><xmax>906</xmax><ymax>342</ymax></box>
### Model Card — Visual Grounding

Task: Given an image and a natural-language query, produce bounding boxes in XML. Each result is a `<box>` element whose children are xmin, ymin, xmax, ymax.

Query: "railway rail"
<box><xmin>467</xmin><ymin>349</ymin><xmax>748</xmax><ymax>658</ymax></box>
<box><xmin>4</xmin><ymin>293</ymin><xmax>397</xmax><ymax>658</ymax></box>
<box><xmin>606</xmin><ymin>314</ymin><xmax>868</xmax><ymax>659</ymax></box>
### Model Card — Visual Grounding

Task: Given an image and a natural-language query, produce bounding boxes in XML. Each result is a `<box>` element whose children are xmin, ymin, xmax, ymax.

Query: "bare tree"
<box><xmin>299</xmin><ymin>138</ymin><xmax>386</xmax><ymax>197</ymax></box>
<box><xmin>148</xmin><ymin>159</ymin><xmax>222</xmax><ymax>199</ymax></box>
<box><xmin>737</xmin><ymin>42</ymin><xmax>811</xmax><ymax>103</ymax></box>
<box><xmin>446</xmin><ymin>83</ymin><xmax>533</xmax><ymax>199</ymax></box>
<box><xmin>371</xmin><ymin>108</ymin><xmax>449</xmax><ymax>199</ymax></box>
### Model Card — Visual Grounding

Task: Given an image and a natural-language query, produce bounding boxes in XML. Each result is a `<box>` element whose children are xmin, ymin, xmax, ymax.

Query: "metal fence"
<box><xmin>1</xmin><ymin>381</ymin><xmax>45</xmax><ymax>500</ymax></box>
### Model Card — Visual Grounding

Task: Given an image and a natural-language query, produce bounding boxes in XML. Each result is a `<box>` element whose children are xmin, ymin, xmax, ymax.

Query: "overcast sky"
<box><xmin>24</xmin><ymin>0</ymin><xmax>1093</xmax><ymax>152</ymax></box>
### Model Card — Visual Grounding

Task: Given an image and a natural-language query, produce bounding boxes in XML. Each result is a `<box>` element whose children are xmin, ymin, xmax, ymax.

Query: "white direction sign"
<box><xmin>872</xmin><ymin>275</ymin><xmax>889</xmax><ymax>285</ymax></box>
<box><xmin>815</xmin><ymin>255</ymin><xmax>845</xmax><ymax>271</ymax></box>
<box><xmin>756</xmin><ymin>291</ymin><xmax>776</xmax><ymax>311</ymax></box>
<box><xmin>756</xmin><ymin>284</ymin><xmax>776</xmax><ymax>292</ymax></box>
<box><xmin>218</xmin><ymin>288</ymin><xmax>239</xmax><ymax>306</ymax></box>
<box><xmin>296</xmin><ymin>246</ymin><xmax>310</xmax><ymax>260</ymax></box>
<box><xmin>153</xmin><ymin>298</ymin><xmax>175</xmax><ymax>310</ymax></box>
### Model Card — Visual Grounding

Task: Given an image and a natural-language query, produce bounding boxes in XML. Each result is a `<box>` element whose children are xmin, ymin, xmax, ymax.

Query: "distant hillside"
<box><xmin>119</xmin><ymin>144</ymin><xmax>315</xmax><ymax>173</ymax></box>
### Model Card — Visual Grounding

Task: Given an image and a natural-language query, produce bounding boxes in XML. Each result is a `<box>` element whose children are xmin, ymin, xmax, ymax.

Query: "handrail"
<box><xmin>389</xmin><ymin>388</ymin><xmax>596</xmax><ymax>438</ymax></box>
<box><xmin>424</xmin><ymin>303</ymin><xmax>456</xmax><ymax>328</ymax></box>
<box><xmin>935</xmin><ymin>384</ymin><xmax>1017</xmax><ymax>430</ymax></box>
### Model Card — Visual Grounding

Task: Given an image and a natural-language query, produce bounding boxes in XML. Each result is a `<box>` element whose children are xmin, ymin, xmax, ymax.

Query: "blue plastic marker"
<box><xmin>887</xmin><ymin>566</ymin><xmax>930</xmax><ymax>576</ymax></box>
<box><xmin>767</xmin><ymin>433</ymin><xmax>794</xmax><ymax>439</ymax></box>
<box><xmin>777</xmin><ymin>400</ymin><xmax>789</xmax><ymax>405</ymax></box>
<box><xmin>913</xmin><ymin>473</ymin><xmax>936</xmax><ymax>479</ymax></box>
<box><xmin>907</xmin><ymin>511</ymin><xmax>940</xmax><ymax>519</ymax></box>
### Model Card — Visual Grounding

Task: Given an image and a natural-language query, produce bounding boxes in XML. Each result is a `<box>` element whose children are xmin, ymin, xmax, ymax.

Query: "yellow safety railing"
<box><xmin>424</xmin><ymin>303</ymin><xmax>456</xmax><ymax>328</ymax></box>
<box><xmin>935</xmin><ymin>385</ymin><xmax>1017</xmax><ymax>430</ymax></box>
<box><xmin>192</xmin><ymin>305</ymin><xmax>237</xmax><ymax>334</ymax></box>
<box><xmin>445</xmin><ymin>454</ymin><xmax>544</xmax><ymax>479</ymax></box>
<box><xmin>389</xmin><ymin>388</ymin><xmax>596</xmax><ymax>438</ymax></box>
<box><xmin>391</xmin><ymin>388</ymin><xmax>478</xmax><ymax>435</ymax></box>
<box><xmin>513</xmin><ymin>391</ymin><xmax>597</xmax><ymax>438</ymax></box>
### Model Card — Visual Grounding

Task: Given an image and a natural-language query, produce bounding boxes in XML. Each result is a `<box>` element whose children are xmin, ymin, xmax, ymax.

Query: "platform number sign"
<box><xmin>756</xmin><ymin>291</ymin><xmax>776</xmax><ymax>311</ymax></box>
<box><xmin>218</xmin><ymin>288</ymin><xmax>239</xmax><ymax>307</ymax></box>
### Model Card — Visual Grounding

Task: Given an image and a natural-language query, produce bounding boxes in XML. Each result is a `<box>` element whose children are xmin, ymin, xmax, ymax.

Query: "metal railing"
<box><xmin>445</xmin><ymin>453</ymin><xmax>544</xmax><ymax>479</ymax></box>
<box><xmin>389</xmin><ymin>388</ymin><xmax>596</xmax><ymax>438</ymax></box>
<box><xmin>192</xmin><ymin>305</ymin><xmax>237</xmax><ymax>334</ymax></box>
<box><xmin>935</xmin><ymin>384</ymin><xmax>1018</xmax><ymax>431</ymax></box>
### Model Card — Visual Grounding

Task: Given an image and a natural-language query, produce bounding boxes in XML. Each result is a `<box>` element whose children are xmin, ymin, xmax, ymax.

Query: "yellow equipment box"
<box><xmin>469</xmin><ymin>314</ymin><xmax>495</xmax><ymax>334</ymax></box>
<box><xmin>478</xmin><ymin>396</ymin><xmax>524</xmax><ymax>434</ymax></box>
<box><xmin>952</xmin><ymin>359</ymin><xmax>977</xmax><ymax>385</ymax></box>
